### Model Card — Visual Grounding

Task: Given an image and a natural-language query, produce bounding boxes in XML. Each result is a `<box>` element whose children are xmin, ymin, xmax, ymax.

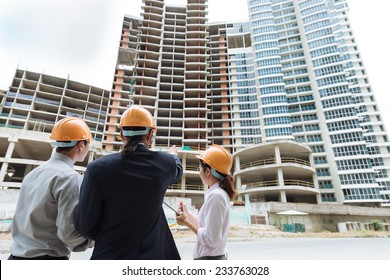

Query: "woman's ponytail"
<box><xmin>221</xmin><ymin>174</ymin><xmax>237</xmax><ymax>200</ymax></box>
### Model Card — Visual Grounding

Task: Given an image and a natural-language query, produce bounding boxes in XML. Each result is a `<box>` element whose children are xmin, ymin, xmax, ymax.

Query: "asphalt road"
<box><xmin>1</xmin><ymin>238</ymin><xmax>389</xmax><ymax>260</ymax></box>
<box><xmin>68</xmin><ymin>238</ymin><xmax>389</xmax><ymax>260</ymax></box>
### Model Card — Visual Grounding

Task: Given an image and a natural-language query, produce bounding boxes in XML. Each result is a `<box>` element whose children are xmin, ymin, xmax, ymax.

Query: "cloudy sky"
<box><xmin>1</xmin><ymin>0</ymin><xmax>389</xmax><ymax>125</ymax></box>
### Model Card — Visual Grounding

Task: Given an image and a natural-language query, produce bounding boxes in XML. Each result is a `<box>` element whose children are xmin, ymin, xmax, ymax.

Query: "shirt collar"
<box><xmin>51</xmin><ymin>153</ymin><xmax>74</xmax><ymax>168</ymax></box>
<box><xmin>205</xmin><ymin>182</ymin><xmax>220</xmax><ymax>195</ymax></box>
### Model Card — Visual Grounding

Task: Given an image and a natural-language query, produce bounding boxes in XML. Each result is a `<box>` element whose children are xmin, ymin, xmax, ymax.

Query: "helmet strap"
<box><xmin>122</xmin><ymin>128</ymin><xmax>151</xmax><ymax>137</ymax></box>
<box><xmin>211</xmin><ymin>168</ymin><xmax>225</xmax><ymax>181</ymax></box>
<box><xmin>51</xmin><ymin>140</ymin><xmax>78</xmax><ymax>147</ymax></box>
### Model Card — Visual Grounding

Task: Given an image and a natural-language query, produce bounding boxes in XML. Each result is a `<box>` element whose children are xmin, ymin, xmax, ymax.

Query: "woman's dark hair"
<box><xmin>121</xmin><ymin>127</ymin><xmax>146</xmax><ymax>156</ymax></box>
<box><xmin>199</xmin><ymin>160</ymin><xmax>237</xmax><ymax>200</ymax></box>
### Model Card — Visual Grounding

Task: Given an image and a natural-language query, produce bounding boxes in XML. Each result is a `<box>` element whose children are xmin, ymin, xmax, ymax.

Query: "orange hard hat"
<box><xmin>119</xmin><ymin>105</ymin><xmax>156</xmax><ymax>129</ymax></box>
<box><xmin>50</xmin><ymin>117</ymin><xmax>92</xmax><ymax>146</ymax></box>
<box><xmin>196</xmin><ymin>144</ymin><xmax>233</xmax><ymax>175</ymax></box>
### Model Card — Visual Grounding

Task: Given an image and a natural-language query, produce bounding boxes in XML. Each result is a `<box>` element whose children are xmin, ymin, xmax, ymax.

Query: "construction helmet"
<box><xmin>196</xmin><ymin>144</ymin><xmax>233</xmax><ymax>176</ymax></box>
<box><xmin>119</xmin><ymin>105</ymin><xmax>156</xmax><ymax>137</ymax></box>
<box><xmin>50</xmin><ymin>117</ymin><xmax>92</xmax><ymax>147</ymax></box>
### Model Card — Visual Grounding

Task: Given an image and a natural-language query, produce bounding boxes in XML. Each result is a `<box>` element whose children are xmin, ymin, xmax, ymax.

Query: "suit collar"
<box><xmin>136</xmin><ymin>143</ymin><xmax>149</xmax><ymax>152</ymax></box>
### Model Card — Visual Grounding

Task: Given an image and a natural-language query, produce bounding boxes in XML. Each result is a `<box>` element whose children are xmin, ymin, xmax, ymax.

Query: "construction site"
<box><xmin>1</xmin><ymin>0</ymin><xmax>390</xmax><ymax>259</ymax></box>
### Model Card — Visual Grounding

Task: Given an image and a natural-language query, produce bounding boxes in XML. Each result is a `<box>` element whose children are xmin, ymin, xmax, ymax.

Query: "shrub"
<box><xmin>371</xmin><ymin>220</ymin><xmax>382</xmax><ymax>231</ymax></box>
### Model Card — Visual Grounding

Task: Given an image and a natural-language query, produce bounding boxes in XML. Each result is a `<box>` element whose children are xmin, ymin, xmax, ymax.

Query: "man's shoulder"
<box><xmin>153</xmin><ymin>150</ymin><xmax>175</xmax><ymax>158</ymax></box>
<box><xmin>95</xmin><ymin>152</ymin><xmax>121</xmax><ymax>161</ymax></box>
<box><xmin>88</xmin><ymin>152</ymin><xmax>121</xmax><ymax>167</ymax></box>
<box><xmin>24</xmin><ymin>161</ymin><xmax>79</xmax><ymax>185</ymax></box>
<box><xmin>41</xmin><ymin>159</ymin><xmax>77</xmax><ymax>175</ymax></box>
<box><xmin>89</xmin><ymin>150</ymin><xmax>175</xmax><ymax>166</ymax></box>
<box><xmin>152</xmin><ymin>151</ymin><xmax>179</xmax><ymax>166</ymax></box>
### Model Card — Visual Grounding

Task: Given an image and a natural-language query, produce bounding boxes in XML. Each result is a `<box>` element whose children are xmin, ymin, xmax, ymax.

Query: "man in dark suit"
<box><xmin>75</xmin><ymin>105</ymin><xmax>182</xmax><ymax>259</ymax></box>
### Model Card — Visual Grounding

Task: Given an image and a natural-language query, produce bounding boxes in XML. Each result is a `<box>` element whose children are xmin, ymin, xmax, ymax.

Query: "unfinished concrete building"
<box><xmin>0</xmin><ymin>69</ymin><xmax>108</xmax><ymax>188</ymax></box>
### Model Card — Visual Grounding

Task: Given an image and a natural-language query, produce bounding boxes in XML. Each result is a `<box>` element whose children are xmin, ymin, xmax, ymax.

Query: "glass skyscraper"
<box><xmin>247</xmin><ymin>0</ymin><xmax>390</xmax><ymax>206</ymax></box>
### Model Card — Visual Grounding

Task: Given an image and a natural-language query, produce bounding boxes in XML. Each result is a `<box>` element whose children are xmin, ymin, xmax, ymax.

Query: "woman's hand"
<box><xmin>176</xmin><ymin>201</ymin><xmax>189</xmax><ymax>226</ymax></box>
<box><xmin>176</xmin><ymin>202</ymin><xmax>199</xmax><ymax>234</ymax></box>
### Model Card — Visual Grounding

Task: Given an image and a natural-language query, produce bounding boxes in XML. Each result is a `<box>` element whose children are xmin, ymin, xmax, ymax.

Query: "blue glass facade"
<box><xmin>246</xmin><ymin>0</ymin><xmax>390</xmax><ymax>205</ymax></box>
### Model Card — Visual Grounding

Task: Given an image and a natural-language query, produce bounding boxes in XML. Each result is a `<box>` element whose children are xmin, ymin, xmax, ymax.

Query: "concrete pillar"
<box><xmin>235</xmin><ymin>155</ymin><xmax>244</xmax><ymax>202</ymax></box>
<box><xmin>277</xmin><ymin>168</ymin><xmax>286</xmax><ymax>202</ymax></box>
<box><xmin>0</xmin><ymin>163</ymin><xmax>10</xmax><ymax>186</ymax></box>
<box><xmin>244</xmin><ymin>194</ymin><xmax>251</xmax><ymax>224</ymax></box>
<box><xmin>5</xmin><ymin>140</ymin><xmax>16</xmax><ymax>158</ymax></box>
<box><xmin>234</xmin><ymin>155</ymin><xmax>241</xmax><ymax>173</ymax></box>
<box><xmin>280</xmin><ymin>190</ymin><xmax>287</xmax><ymax>203</ymax></box>
<box><xmin>236</xmin><ymin>174</ymin><xmax>242</xmax><ymax>188</ymax></box>
<box><xmin>88</xmin><ymin>147</ymin><xmax>94</xmax><ymax>163</ymax></box>
<box><xmin>316</xmin><ymin>193</ymin><xmax>321</xmax><ymax>204</ymax></box>
<box><xmin>274</xmin><ymin>144</ymin><xmax>281</xmax><ymax>164</ymax></box>
<box><xmin>236</xmin><ymin>175</ymin><xmax>243</xmax><ymax>202</ymax></box>
<box><xmin>181</xmin><ymin>153</ymin><xmax>186</xmax><ymax>192</ymax></box>
<box><xmin>0</xmin><ymin>139</ymin><xmax>17</xmax><ymax>185</ymax></box>
<box><xmin>277</xmin><ymin>168</ymin><xmax>284</xmax><ymax>186</ymax></box>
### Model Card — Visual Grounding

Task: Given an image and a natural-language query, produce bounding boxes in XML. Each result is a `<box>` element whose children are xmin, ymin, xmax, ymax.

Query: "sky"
<box><xmin>0</xmin><ymin>0</ymin><xmax>389</xmax><ymax>126</ymax></box>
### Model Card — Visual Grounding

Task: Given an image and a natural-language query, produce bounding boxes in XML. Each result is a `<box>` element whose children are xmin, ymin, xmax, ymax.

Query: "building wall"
<box><xmin>247</xmin><ymin>0</ymin><xmax>390</xmax><ymax>206</ymax></box>
<box><xmin>208</xmin><ymin>23</ymin><xmax>233</xmax><ymax>150</ymax></box>
<box><xmin>0</xmin><ymin>69</ymin><xmax>107</xmax><ymax>189</ymax></box>
<box><xmin>234</xmin><ymin>141</ymin><xmax>320</xmax><ymax>204</ymax></box>
<box><xmin>103</xmin><ymin>16</ymin><xmax>140</xmax><ymax>151</ymax></box>
<box><xmin>245</xmin><ymin>201</ymin><xmax>390</xmax><ymax>232</ymax></box>
<box><xmin>104</xmin><ymin>1</ymin><xmax>210</xmax><ymax>151</ymax></box>
<box><xmin>158</xmin><ymin>5</ymin><xmax>186</xmax><ymax>148</ymax></box>
<box><xmin>0</xmin><ymin>127</ymin><xmax>100</xmax><ymax>189</ymax></box>
<box><xmin>0</xmin><ymin>69</ymin><xmax>109</xmax><ymax>141</ymax></box>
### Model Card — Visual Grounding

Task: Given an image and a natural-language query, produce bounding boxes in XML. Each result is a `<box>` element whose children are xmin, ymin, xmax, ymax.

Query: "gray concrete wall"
<box><xmin>0</xmin><ymin>189</ymin><xmax>18</xmax><ymax>222</ymax></box>
<box><xmin>0</xmin><ymin>189</ymin><xmax>19</xmax><ymax>204</ymax></box>
<box><xmin>268</xmin><ymin>213</ymin><xmax>390</xmax><ymax>232</ymax></box>
<box><xmin>0</xmin><ymin>189</ymin><xmax>19</xmax><ymax>232</ymax></box>
<box><xmin>246</xmin><ymin>202</ymin><xmax>390</xmax><ymax>232</ymax></box>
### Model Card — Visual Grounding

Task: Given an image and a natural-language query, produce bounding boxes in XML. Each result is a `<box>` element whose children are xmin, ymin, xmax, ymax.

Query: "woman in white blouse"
<box><xmin>176</xmin><ymin>145</ymin><xmax>237</xmax><ymax>260</ymax></box>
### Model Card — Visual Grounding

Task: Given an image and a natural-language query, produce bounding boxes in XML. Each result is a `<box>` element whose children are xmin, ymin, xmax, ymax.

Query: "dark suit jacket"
<box><xmin>75</xmin><ymin>144</ymin><xmax>183</xmax><ymax>259</ymax></box>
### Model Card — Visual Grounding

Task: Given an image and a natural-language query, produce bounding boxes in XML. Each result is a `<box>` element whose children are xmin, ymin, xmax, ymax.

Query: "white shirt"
<box><xmin>194</xmin><ymin>182</ymin><xmax>230</xmax><ymax>259</ymax></box>
<box><xmin>11</xmin><ymin>153</ymin><xmax>90</xmax><ymax>258</ymax></box>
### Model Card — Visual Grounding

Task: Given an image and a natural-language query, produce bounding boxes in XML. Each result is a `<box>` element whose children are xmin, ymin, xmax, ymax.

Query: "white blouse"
<box><xmin>194</xmin><ymin>182</ymin><xmax>230</xmax><ymax>259</ymax></box>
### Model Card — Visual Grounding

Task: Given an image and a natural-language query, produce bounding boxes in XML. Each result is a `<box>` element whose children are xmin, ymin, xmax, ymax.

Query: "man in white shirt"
<box><xmin>9</xmin><ymin>117</ymin><xmax>92</xmax><ymax>260</ymax></box>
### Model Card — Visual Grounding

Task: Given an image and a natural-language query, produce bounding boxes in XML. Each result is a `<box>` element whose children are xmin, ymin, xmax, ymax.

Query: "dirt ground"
<box><xmin>171</xmin><ymin>224</ymin><xmax>390</xmax><ymax>241</ymax></box>
<box><xmin>0</xmin><ymin>233</ymin><xmax>11</xmax><ymax>240</ymax></box>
